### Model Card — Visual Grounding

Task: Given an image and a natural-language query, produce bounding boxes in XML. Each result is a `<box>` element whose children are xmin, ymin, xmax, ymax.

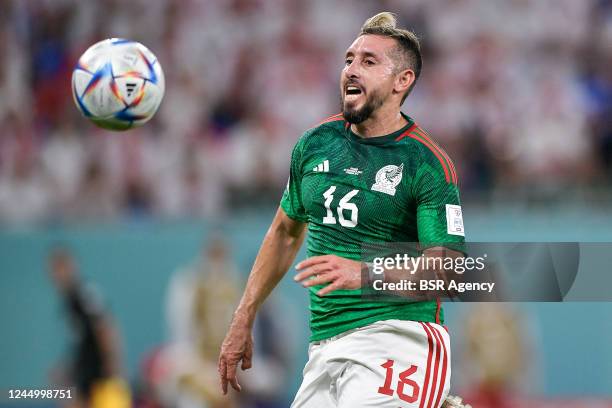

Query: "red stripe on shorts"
<box><xmin>425</xmin><ymin>323</ymin><xmax>441</xmax><ymax>408</ymax></box>
<box><xmin>419</xmin><ymin>322</ymin><xmax>434</xmax><ymax>408</ymax></box>
<box><xmin>428</xmin><ymin>323</ymin><xmax>449</xmax><ymax>408</ymax></box>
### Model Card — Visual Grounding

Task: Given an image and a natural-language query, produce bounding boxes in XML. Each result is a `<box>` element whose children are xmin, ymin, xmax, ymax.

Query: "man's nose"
<box><xmin>344</xmin><ymin>61</ymin><xmax>360</xmax><ymax>79</ymax></box>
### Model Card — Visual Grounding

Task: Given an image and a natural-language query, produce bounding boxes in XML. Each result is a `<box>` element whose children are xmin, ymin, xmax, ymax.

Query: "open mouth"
<box><xmin>345</xmin><ymin>85</ymin><xmax>363</xmax><ymax>96</ymax></box>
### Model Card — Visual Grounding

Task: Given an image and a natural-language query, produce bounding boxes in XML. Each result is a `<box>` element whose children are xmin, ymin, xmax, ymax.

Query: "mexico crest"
<box><xmin>371</xmin><ymin>163</ymin><xmax>404</xmax><ymax>196</ymax></box>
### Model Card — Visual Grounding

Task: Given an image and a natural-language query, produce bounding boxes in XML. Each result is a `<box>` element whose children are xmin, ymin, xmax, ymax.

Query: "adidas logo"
<box><xmin>126</xmin><ymin>82</ymin><xmax>137</xmax><ymax>97</ymax></box>
<box><xmin>313</xmin><ymin>160</ymin><xmax>329</xmax><ymax>173</ymax></box>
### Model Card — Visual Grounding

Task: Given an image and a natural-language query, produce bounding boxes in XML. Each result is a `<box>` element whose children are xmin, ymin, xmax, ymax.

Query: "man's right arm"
<box><xmin>218</xmin><ymin>207</ymin><xmax>306</xmax><ymax>394</ymax></box>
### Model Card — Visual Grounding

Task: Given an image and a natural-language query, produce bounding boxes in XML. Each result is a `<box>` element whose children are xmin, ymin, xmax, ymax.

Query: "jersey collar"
<box><xmin>345</xmin><ymin>112</ymin><xmax>415</xmax><ymax>145</ymax></box>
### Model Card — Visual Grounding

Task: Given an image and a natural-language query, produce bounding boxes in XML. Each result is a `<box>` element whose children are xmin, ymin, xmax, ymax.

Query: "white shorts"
<box><xmin>291</xmin><ymin>320</ymin><xmax>451</xmax><ymax>408</ymax></box>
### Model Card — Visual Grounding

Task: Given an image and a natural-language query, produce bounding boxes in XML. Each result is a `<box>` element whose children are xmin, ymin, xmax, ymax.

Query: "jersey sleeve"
<box><xmin>413</xmin><ymin>150</ymin><xmax>465</xmax><ymax>252</ymax></box>
<box><xmin>280</xmin><ymin>135</ymin><xmax>308</xmax><ymax>222</ymax></box>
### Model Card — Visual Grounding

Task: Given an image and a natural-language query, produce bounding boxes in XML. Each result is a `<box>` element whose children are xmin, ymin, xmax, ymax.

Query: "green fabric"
<box><xmin>280</xmin><ymin>113</ymin><xmax>465</xmax><ymax>341</ymax></box>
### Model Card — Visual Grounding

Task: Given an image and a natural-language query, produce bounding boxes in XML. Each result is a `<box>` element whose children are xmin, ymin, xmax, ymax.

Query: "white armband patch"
<box><xmin>446</xmin><ymin>204</ymin><xmax>465</xmax><ymax>236</ymax></box>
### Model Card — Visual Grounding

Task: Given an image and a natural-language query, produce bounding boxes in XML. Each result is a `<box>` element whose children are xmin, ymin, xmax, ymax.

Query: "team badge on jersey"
<box><xmin>371</xmin><ymin>163</ymin><xmax>404</xmax><ymax>196</ymax></box>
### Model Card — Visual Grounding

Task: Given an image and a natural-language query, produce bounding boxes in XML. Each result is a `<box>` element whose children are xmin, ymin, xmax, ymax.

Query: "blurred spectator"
<box><xmin>160</xmin><ymin>237</ymin><xmax>291</xmax><ymax>407</ymax></box>
<box><xmin>0</xmin><ymin>113</ymin><xmax>51</xmax><ymax>225</ymax></box>
<box><xmin>455</xmin><ymin>304</ymin><xmax>538</xmax><ymax>408</ymax></box>
<box><xmin>68</xmin><ymin>159</ymin><xmax>119</xmax><ymax>222</ymax></box>
<box><xmin>162</xmin><ymin>237</ymin><xmax>241</xmax><ymax>407</ymax></box>
<box><xmin>47</xmin><ymin>246</ymin><xmax>130</xmax><ymax>408</ymax></box>
<box><xmin>133</xmin><ymin>347</ymin><xmax>167</xmax><ymax>408</ymax></box>
<box><xmin>41</xmin><ymin>112</ymin><xmax>87</xmax><ymax>207</ymax></box>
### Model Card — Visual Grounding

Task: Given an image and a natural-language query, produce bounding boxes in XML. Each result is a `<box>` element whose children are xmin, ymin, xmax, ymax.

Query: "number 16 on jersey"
<box><xmin>322</xmin><ymin>186</ymin><xmax>359</xmax><ymax>228</ymax></box>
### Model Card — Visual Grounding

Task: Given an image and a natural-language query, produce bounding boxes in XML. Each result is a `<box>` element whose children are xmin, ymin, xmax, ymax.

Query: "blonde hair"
<box><xmin>361</xmin><ymin>11</ymin><xmax>400</xmax><ymax>32</ymax></box>
<box><xmin>360</xmin><ymin>12</ymin><xmax>422</xmax><ymax>100</ymax></box>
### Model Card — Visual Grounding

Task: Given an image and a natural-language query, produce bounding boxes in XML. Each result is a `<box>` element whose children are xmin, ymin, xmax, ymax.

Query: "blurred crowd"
<box><xmin>47</xmin><ymin>239</ymin><xmax>294</xmax><ymax>408</ymax></box>
<box><xmin>0</xmin><ymin>0</ymin><xmax>611</xmax><ymax>225</ymax></box>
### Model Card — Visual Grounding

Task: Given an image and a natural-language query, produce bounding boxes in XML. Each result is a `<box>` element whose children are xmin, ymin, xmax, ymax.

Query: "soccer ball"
<box><xmin>71</xmin><ymin>38</ymin><xmax>165</xmax><ymax>131</ymax></box>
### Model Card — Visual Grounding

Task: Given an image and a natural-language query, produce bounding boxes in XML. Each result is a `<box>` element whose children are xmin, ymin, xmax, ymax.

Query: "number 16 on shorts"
<box><xmin>378</xmin><ymin>360</ymin><xmax>420</xmax><ymax>403</ymax></box>
<box><xmin>376</xmin><ymin>322</ymin><xmax>450</xmax><ymax>407</ymax></box>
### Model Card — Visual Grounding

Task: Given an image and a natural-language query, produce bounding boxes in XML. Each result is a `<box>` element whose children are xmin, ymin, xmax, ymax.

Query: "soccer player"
<box><xmin>219</xmin><ymin>12</ymin><xmax>468</xmax><ymax>408</ymax></box>
<box><xmin>47</xmin><ymin>247</ymin><xmax>131</xmax><ymax>408</ymax></box>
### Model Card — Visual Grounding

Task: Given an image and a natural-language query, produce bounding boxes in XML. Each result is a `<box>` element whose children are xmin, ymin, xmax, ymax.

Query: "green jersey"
<box><xmin>280</xmin><ymin>112</ymin><xmax>465</xmax><ymax>341</ymax></box>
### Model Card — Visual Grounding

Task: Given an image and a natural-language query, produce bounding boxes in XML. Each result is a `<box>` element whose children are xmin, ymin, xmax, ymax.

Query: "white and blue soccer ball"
<box><xmin>71</xmin><ymin>38</ymin><xmax>165</xmax><ymax>131</ymax></box>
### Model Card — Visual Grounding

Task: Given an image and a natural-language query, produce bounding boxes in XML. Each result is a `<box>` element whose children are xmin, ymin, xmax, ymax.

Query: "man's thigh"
<box><xmin>291</xmin><ymin>343</ymin><xmax>335</xmax><ymax>408</ymax></box>
<box><xmin>335</xmin><ymin>320</ymin><xmax>451</xmax><ymax>408</ymax></box>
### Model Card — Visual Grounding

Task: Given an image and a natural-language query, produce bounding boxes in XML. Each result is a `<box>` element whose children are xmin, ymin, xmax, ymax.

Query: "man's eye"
<box><xmin>345</xmin><ymin>59</ymin><xmax>353</xmax><ymax>66</ymax></box>
<box><xmin>365</xmin><ymin>60</ymin><xmax>375</xmax><ymax>66</ymax></box>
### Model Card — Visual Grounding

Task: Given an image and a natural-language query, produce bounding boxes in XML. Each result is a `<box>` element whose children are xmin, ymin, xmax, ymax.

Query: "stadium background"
<box><xmin>1</xmin><ymin>0</ymin><xmax>611</xmax><ymax>407</ymax></box>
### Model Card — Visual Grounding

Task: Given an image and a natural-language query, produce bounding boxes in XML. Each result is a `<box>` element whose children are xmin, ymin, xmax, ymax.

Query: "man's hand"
<box><xmin>294</xmin><ymin>255</ymin><xmax>362</xmax><ymax>296</ymax></box>
<box><xmin>218</xmin><ymin>314</ymin><xmax>254</xmax><ymax>394</ymax></box>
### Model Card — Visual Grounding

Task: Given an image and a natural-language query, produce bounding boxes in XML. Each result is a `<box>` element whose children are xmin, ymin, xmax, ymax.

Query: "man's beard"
<box><xmin>341</xmin><ymin>90</ymin><xmax>385</xmax><ymax>124</ymax></box>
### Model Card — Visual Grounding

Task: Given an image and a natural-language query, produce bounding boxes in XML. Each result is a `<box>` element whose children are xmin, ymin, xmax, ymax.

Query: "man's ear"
<box><xmin>394</xmin><ymin>68</ymin><xmax>415</xmax><ymax>95</ymax></box>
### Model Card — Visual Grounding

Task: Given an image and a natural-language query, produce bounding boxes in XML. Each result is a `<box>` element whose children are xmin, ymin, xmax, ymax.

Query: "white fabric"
<box><xmin>292</xmin><ymin>320</ymin><xmax>451</xmax><ymax>408</ymax></box>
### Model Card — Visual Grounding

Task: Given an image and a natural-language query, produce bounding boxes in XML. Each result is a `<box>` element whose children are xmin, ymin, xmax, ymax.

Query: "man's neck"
<box><xmin>350</xmin><ymin>107</ymin><xmax>407</xmax><ymax>138</ymax></box>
